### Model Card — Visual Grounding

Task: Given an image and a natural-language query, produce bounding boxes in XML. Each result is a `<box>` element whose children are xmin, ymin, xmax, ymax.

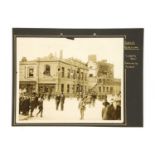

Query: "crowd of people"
<box><xmin>78</xmin><ymin>92</ymin><xmax>121</xmax><ymax>120</ymax></box>
<box><xmin>101</xmin><ymin>92</ymin><xmax>121</xmax><ymax>120</ymax></box>
<box><xmin>19</xmin><ymin>91</ymin><xmax>121</xmax><ymax>121</ymax></box>
<box><xmin>19</xmin><ymin>93</ymin><xmax>44</xmax><ymax>118</ymax></box>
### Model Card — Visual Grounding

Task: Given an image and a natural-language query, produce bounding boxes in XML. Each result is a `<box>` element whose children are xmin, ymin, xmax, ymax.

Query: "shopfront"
<box><xmin>19</xmin><ymin>81</ymin><xmax>36</xmax><ymax>94</ymax></box>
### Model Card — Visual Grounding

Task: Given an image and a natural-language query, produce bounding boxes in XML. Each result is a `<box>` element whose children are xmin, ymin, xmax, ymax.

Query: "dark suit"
<box><xmin>55</xmin><ymin>95</ymin><xmax>61</xmax><ymax>110</ymax></box>
<box><xmin>60</xmin><ymin>94</ymin><xmax>65</xmax><ymax>111</ymax></box>
<box><xmin>30</xmin><ymin>96</ymin><xmax>35</xmax><ymax>116</ymax></box>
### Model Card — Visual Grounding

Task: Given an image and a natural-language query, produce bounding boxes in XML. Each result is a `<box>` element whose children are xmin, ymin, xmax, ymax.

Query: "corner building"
<box><xmin>19</xmin><ymin>54</ymin><xmax>88</xmax><ymax>97</ymax></box>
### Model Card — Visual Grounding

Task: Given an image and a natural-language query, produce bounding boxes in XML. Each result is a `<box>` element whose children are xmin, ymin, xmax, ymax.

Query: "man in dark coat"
<box><xmin>55</xmin><ymin>94</ymin><xmax>61</xmax><ymax>110</ymax></box>
<box><xmin>36</xmin><ymin>95</ymin><xmax>44</xmax><ymax>117</ymax></box>
<box><xmin>19</xmin><ymin>96</ymin><xmax>24</xmax><ymax>114</ymax></box>
<box><xmin>115</xmin><ymin>105</ymin><xmax>121</xmax><ymax>120</ymax></box>
<box><xmin>34</xmin><ymin>94</ymin><xmax>39</xmax><ymax>109</ymax></box>
<box><xmin>60</xmin><ymin>93</ymin><xmax>65</xmax><ymax>111</ymax></box>
<box><xmin>23</xmin><ymin>95</ymin><xmax>30</xmax><ymax>115</ymax></box>
<box><xmin>91</xmin><ymin>93</ymin><xmax>97</xmax><ymax>107</ymax></box>
<box><xmin>30</xmin><ymin>93</ymin><xmax>36</xmax><ymax>117</ymax></box>
<box><xmin>102</xmin><ymin>98</ymin><xmax>110</xmax><ymax>120</ymax></box>
<box><xmin>106</xmin><ymin>103</ymin><xmax>116</xmax><ymax>120</ymax></box>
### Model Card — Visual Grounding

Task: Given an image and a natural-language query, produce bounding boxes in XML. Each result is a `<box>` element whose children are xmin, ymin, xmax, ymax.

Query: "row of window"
<box><xmin>98</xmin><ymin>78</ymin><xmax>113</xmax><ymax>84</ymax></box>
<box><xmin>61</xmin><ymin>67</ymin><xmax>87</xmax><ymax>80</ymax></box>
<box><xmin>28</xmin><ymin>65</ymin><xmax>51</xmax><ymax>77</ymax></box>
<box><xmin>38</xmin><ymin>84</ymin><xmax>87</xmax><ymax>93</ymax></box>
<box><xmin>61</xmin><ymin>84</ymin><xmax>87</xmax><ymax>93</ymax></box>
<box><xmin>98</xmin><ymin>86</ymin><xmax>113</xmax><ymax>93</ymax></box>
<box><xmin>28</xmin><ymin>66</ymin><xmax>87</xmax><ymax>81</ymax></box>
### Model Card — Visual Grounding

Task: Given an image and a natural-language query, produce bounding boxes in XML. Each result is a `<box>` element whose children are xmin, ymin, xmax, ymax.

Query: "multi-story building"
<box><xmin>19</xmin><ymin>53</ymin><xmax>88</xmax><ymax>97</ymax></box>
<box><xmin>96</xmin><ymin>60</ymin><xmax>121</xmax><ymax>99</ymax></box>
<box><xmin>19</xmin><ymin>52</ymin><xmax>121</xmax><ymax>98</ymax></box>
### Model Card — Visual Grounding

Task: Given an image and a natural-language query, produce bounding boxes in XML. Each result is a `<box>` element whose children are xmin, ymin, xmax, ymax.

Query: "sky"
<box><xmin>17</xmin><ymin>37</ymin><xmax>123</xmax><ymax>79</ymax></box>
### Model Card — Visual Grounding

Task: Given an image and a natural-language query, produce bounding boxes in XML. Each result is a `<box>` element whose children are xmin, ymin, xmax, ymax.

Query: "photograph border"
<box><xmin>12</xmin><ymin>28</ymin><xmax>143</xmax><ymax>127</ymax></box>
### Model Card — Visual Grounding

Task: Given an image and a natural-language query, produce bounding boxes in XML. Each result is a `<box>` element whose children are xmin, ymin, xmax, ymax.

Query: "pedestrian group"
<box><xmin>19</xmin><ymin>91</ymin><xmax>121</xmax><ymax>121</ymax></box>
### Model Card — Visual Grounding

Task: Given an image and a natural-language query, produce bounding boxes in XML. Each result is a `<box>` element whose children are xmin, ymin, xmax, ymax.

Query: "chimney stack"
<box><xmin>60</xmin><ymin>50</ymin><xmax>63</xmax><ymax>59</ymax></box>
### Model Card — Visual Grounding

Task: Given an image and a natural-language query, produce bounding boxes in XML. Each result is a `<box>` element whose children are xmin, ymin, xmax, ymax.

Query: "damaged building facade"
<box><xmin>19</xmin><ymin>52</ymin><xmax>121</xmax><ymax>98</ymax></box>
<box><xmin>87</xmin><ymin>55</ymin><xmax>121</xmax><ymax>98</ymax></box>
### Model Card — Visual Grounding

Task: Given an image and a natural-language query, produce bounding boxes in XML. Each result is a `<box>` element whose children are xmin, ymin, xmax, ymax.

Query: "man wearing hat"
<box><xmin>102</xmin><ymin>98</ymin><xmax>110</xmax><ymax>120</ymax></box>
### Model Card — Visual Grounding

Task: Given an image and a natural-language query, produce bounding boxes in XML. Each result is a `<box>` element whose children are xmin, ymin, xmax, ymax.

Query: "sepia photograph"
<box><xmin>1</xmin><ymin>0</ymin><xmax>147</xmax><ymax>154</ymax></box>
<box><xmin>13</xmin><ymin>35</ymin><xmax>124</xmax><ymax>125</ymax></box>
